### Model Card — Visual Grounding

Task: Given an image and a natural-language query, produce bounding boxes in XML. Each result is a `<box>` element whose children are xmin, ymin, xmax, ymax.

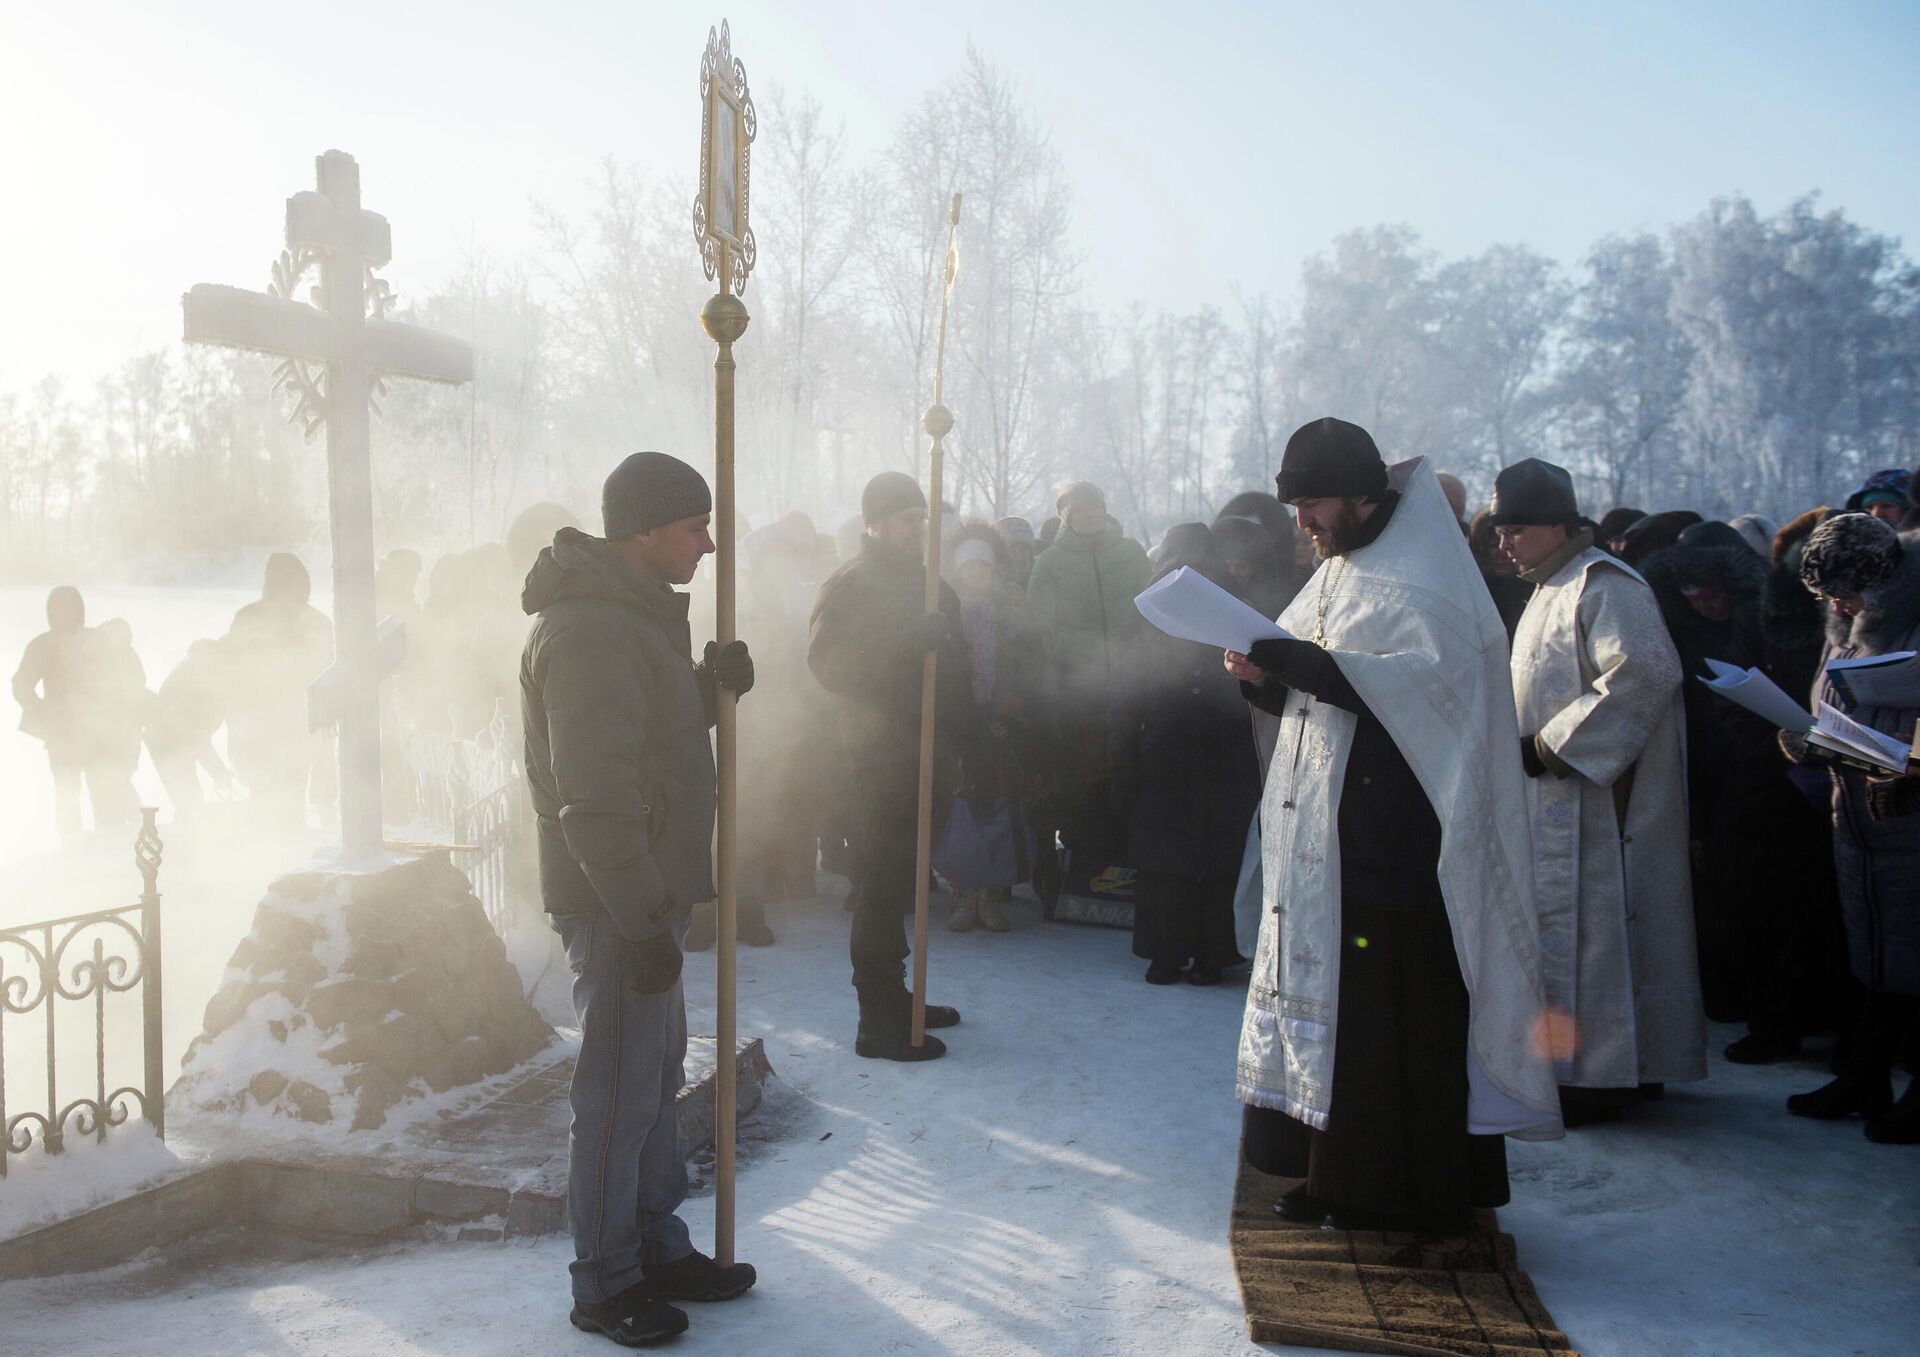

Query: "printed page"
<box><xmin>1133</xmin><ymin>566</ymin><xmax>1295</xmax><ymax>654</ymax></box>
<box><xmin>1698</xmin><ymin>658</ymin><xmax>1814</xmax><ymax>734</ymax></box>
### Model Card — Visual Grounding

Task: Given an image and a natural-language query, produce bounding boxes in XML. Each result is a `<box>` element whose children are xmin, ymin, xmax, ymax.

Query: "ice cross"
<box><xmin>181</xmin><ymin>149</ymin><xmax>473</xmax><ymax>861</ymax></box>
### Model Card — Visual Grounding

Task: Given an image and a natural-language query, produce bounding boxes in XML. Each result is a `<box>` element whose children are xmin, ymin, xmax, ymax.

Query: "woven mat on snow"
<box><xmin>1230</xmin><ymin>1158</ymin><xmax>1577</xmax><ymax>1357</ymax></box>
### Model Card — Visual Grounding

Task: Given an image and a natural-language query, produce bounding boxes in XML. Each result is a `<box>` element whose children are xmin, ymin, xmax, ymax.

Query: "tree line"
<box><xmin>4</xmin><ymin>48</ymin><xmax>1917</xmax><ymax>576</ymax></box>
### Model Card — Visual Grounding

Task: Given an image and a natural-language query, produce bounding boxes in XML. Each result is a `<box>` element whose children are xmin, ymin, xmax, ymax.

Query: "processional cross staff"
<box><xmin>910</xmin><ymin>195</ymin><xmax>963</xmax><ymax>1048</ymax></box>
<box><xmin>180</xmin><ymin>150</ymin><xmax>474</xmax><ymax>862</ymax></box>
<box><xmin>691</xmin><ymin>18</ymin><xmax>757</xmax><ymax>1270</ymax></box>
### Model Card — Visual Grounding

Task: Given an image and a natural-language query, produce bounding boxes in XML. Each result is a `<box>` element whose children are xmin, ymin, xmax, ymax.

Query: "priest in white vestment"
<box><xmin>1230</xmin><ymin>418</ymin><xmax>1562</xmax><ymax>1234</ymax></box>
<box><xmin>1493</xmin><ymin>457</ymin><xmax>1708</xmax><ymax>1125</ymax></box>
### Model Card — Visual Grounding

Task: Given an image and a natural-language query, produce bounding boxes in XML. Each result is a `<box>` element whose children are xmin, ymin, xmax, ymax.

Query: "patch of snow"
<box><xmin>0</xmin><ymin>1122</ymin><xmax>191</xmax><ymax>1241</ymax></box>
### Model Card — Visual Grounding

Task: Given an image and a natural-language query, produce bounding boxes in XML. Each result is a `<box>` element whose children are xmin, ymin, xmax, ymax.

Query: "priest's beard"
<box><xmin>1315</xmin><ymin>499</ymin><xmax>1370</xmax><ymax>559</ymax></box>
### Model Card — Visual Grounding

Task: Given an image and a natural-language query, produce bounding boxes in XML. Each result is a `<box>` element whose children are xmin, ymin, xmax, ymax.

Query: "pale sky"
<box><xmin>3</xmin><ymin>0</ymin><xmax>1917</xmax><ymax>395</ymax></box>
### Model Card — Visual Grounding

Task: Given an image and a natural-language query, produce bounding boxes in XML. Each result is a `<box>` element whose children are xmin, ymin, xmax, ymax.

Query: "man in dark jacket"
<box><xmin>521</xmin><ymin>451</ymin><xmax>758</xmax><ymax>1346</ymax></box>
<box><xmin>809</xmin><ymin>471</ymin><xmax>971</xmax><ymax>1061</ymax></box>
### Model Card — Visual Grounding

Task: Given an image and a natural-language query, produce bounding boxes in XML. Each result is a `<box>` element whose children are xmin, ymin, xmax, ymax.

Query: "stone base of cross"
<box><xmin>182</xmin><ymin>150</ymin><xmax>473</xmax><ymax>861</ymax></box>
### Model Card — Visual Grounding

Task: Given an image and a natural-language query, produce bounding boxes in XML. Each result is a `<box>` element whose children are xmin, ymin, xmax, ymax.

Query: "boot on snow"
<box><xmin>644</xmin><ymin>1249</ymin><xmax>757</xmax><ymax>1303</ymax></box>
<box><xmin>855</xmin><ymin>989</ymin><xmax>948</xmax><ymax>1062</ymax></box>
<box><xmin>1787</xmin><ymin>1074</ymin><xmax>1893</xmax><ymax>1121</ymax></box>
<box><xmin>1865</xmin><ymin>1077</ymin><xmax>1920</xmax><ymax>1144</ymax></box>
<box><xmin>570</xmin><ymin>1282</ymin><xmax>689</xmax><ymax>1348</ymax></box>
<box><xmin>977</xmin><ymin>894</ymin><xmax>1009</xmax><ymax>932</ymax></box>
<box><xmin>947</xmin><ymin>892</ymin><xmax>978</xmax><ymax>933</ymax></box>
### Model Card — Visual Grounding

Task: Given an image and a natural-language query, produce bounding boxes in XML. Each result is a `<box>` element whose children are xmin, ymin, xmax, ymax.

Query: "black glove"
<box><xmin>1868</xmin><ymin>775</ymin><xmax>1920</xmax><ymax>822</ymax></box>
<box><xmin>1245</xmin><ymin>637</ymin><xmax>1316</xmax><ymax>677</ymax></box>
<box><xmin>1519</xmin><ymin>735</ymin><xmax>1548</xmax><ymax>778</ymax></box>
<box><xmin>904</xmin><ymin>612</ymin><xmax>953</xmax><ymax>653</ymax></box>
<box><xmin>625</xmin><ymin>930</ymin><xmax>684</xmax><ymax>996</ymax></box>
<box><xmin>702</xmin><ymin>639</ymin><xmax>755</xmax><ymax>697</ymax></box>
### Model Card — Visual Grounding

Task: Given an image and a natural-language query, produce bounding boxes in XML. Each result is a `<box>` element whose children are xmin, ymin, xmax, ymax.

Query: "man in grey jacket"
<box><xmin>522</xmin><ymin>451</ymin><xmax>758</xmax><ymax>1346</ymax></box>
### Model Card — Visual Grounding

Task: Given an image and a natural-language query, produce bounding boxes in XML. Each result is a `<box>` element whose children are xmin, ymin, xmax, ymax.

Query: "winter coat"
<box><xmin>520</xmin><ymin>529</ymin><xmax>717</xmax><ymax>942</ymax></box>
<box><xmin>11</xmin><ymin>627</ymin><xmax>90</xmax><ymax>756</ymax></box>
<box><xmin>807</xmin><ymin>535</ymin><xmax>971</xmax><ymax>775</ymax></box>
<box><xmin>1812</xmin><ymin>531</ymin><xmax>1920</xmax><ymax>995</ymax></box>
<box><xmin>1027</xmin><ymin>520</ymin><xmax>1151</xmax><ymax>701</ymax></box>
<box><xmin>225</xmin><ymin>595</ymin><xmax>332</xmax><ymax>785</ymax></box>
<box><xmin>955</xmin><ymin>579</ymin><xmax>1049</xmax><ymax>804</ymax></box>
<box><xmin>1511</xmin><ymin>532</ymin><xmax>1707</xmax><ymax>1088</ymax></box>
<box><xmin>1113</xmin><ymin>618</ymin><xmax>1261</xmax><ymax>881</ymax></box>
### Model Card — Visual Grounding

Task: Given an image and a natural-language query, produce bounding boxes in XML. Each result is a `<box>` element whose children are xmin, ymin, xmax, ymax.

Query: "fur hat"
<box><xmin>1800</xmin><ymin>512</ymin><xmax>1901</xmax><ymax>597</ymax></box>
<box><xmin>1727</xmin><ymin>513</ymin><xmax>1777</xmax><ymax>558</ymax></box>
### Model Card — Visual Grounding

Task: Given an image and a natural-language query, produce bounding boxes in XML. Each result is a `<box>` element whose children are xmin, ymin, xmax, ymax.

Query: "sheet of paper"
<box><xmin>1810</xmin><ymin>700</ymin><xmax>1911</xmax><ymax>773</ymax></box>
<box><xmin>1826</xmin><ymin>650</ymin><xmax>1920</xmax><ymax>709</ymax></box>
<box><xmin>1697</xmin><ymin>658</ymin><xmax>1813</xmax><ymax>734</ymax></box>
<box><xmin>1133</xmin><ymin>566</ymin><xmax>1294</xmax><ymax>654</ymax></box>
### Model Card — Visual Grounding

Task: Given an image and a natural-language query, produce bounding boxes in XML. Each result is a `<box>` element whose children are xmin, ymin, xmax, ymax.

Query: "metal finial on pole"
<box><xmin>911</xmin><ymin>192</ymin><xmax>963</xmax><ymax>1047</ymax></box>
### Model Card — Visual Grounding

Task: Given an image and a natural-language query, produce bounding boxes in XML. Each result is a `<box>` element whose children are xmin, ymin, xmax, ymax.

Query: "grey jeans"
<box><xmin>553</xmin><ymin>911</ymin><xmax>694</xmax><ymax>1304</ymax></box>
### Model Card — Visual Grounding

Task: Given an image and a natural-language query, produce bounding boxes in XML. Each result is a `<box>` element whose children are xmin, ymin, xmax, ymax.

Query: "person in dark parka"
<box><xmin>1212</xmin><ymin>512</ymin><xmax>1301</xmax><ymax>623</ymax></box>
<box><xmin>1784</xmin><ymin>512</ymin><xmax>1920</xmax><ymax>1144</ymax></box>
<box><xmin>1643</xmin><ymin>523</ymin><xmax>1846</xmax><ymax>1060</ymax></box>
<box><xmin>521</xmin><ymin>452</ymin><xmax>759</xmax><ymax>1345</ymax></box>
<box><xmin>809</xmin><ymin>471</ymin><xmax>973</xmax><ymax>1062</ymax></box>
<box><xmin>1113</xmin><ymin>523</ymin><xmax>1259</xmax><ymax>985</ymax></box>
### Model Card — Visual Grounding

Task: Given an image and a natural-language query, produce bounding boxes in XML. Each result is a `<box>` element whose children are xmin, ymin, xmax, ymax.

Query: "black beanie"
<box><xmin>1488</xmin><ymin>458</ymin><xmax>1581</xmax><ymax>528</ymax></box>
<box><xmin>1274</xmin><ymin>418</ymin><xmax>1388</xmax><ymax>503</ymax></box>
<box><xmin>861</xmin><ymin>471</ymin><xmax>927</xmax><ymax>525</ymax></box>
<box><xmin>602</xmin><ymin>452</ymin><xmax>712</xmax><ymax>540</ymax></box>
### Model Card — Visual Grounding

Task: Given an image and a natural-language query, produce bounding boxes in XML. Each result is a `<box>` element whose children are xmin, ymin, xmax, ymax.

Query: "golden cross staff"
<box><xmin>692</xmin><ymin>18</ymin><xmax>756</xmax><ymax>1267</ymax></box>
<box><xmin>911</xmin><ymin>193</ymin><xmax>963</xmax><ymax>1047</ymax></box>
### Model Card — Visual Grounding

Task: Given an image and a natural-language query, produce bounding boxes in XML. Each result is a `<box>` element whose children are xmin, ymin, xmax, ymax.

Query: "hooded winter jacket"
<box><xmin>1812</xmin><ymin>531</ymin><xmax>1920</xmax><ymax>995</ymax></box>
<box><xmin>1026</xmin><ymin>519</ymin><xmax>1150</xmax><ymax>699</ymax></box>
<box><xmin>520</xmin><ymin>529</ymin><xmax>717</xmax><ymax>942</ymax></box>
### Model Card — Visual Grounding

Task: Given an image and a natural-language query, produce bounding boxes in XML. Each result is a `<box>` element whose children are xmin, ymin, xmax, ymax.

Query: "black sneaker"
<box><xmin>643</xmin><ymin>1249</ymin><xmax>758</xmax><ymax>1302</ymax></box>
<box><xmin>570</xmin><ymin>1284</ymin><xmax>689</xmax><ymax>1347</ymax></box>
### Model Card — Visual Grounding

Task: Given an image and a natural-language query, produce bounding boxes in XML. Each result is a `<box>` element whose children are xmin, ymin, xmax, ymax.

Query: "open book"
<box><xmin>1810</xmin><ymin>701</ymin><xmax>1913</xmax><ymax>774</ymax></box>
<box><xmin>1826</xmin><ymin>651</ymin><xmax>1920</xmax><ymax>711</ymax></box>
<box><xmin>1133</xmin><ymin>566</ymin><xmax>1294</xmax><ymax>654</ymax></box>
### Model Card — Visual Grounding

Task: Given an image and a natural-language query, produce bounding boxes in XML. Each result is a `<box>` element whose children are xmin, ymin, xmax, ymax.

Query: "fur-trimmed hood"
<box><xmin>1825</xmin><ymin>530</ymin><xmax>1920</xmax><ymax>655</ymax></box>
<box><xmin>1642</xmin><ymin>538</ymin><xmax>1771</xmax><ymax>607</ymax></box>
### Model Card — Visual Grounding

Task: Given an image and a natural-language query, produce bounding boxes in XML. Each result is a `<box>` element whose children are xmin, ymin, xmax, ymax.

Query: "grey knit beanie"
<box><xmin>1800</xmin><ymin>512</ymin><xmax>1901</xmax><ymax>597</ymax></box>
<box><xmin>602</xmin><ymin>452</ymin><xmax>712</xmax><ymax>540</ymax></box>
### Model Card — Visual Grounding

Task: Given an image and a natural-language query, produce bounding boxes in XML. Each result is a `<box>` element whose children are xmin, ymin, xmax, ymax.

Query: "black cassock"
<box><xmin>1240</xmin><ymin>516</ymin><xmax>1509</xmax><ymax>1227</ymax></box>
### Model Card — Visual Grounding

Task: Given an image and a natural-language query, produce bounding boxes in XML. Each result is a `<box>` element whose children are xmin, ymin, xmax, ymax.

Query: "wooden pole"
<box><xmin>701</xmin><ymin>264</ymin><xmax>749</xmax><ymax>1265</ymax></box>
<box><xmin>910</xmin><ymin>195</ymin><xmax>963</xmax><ymax>1047</ymax></box>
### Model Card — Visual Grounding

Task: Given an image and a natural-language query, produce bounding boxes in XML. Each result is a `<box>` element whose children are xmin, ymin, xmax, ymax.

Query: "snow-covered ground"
<box><xmin>3</xmin><ymin>886</ymin><xmax>1916</xmax><ymax>1356</ymax></box>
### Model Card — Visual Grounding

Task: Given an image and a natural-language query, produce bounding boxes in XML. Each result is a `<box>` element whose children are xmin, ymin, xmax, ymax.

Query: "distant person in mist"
<box><xmin>1112</xmin><ymin>523</ymin><xmax>1257</xmax><ymax>985</ymax></box>
<box><xmin>1026</xmin><ymin>480</ymin><xmax>1150</xmax><ymax>891</ymax></box>
<box><xmin>79</xmin><ymin>617</ymin><xmax>146</xmax><ymax>830</ymax></box>
<box><xmin>225</xmin><ymin>553</ymin><xmax>334</xmax><ymax>827</ymax></box>
<box><xmin>688</xmin><ymin>510</ymin><xmax>827</xmax><ymax>951</ymax></box>
<box><xmin>943</xmin><ymin>523</ymin><xmax>1049</xmax><ymax>936</ymax></box>
<box><xmin>11</xmin><ymin>585</ymin><xmax>99</xmax><ymax>838</ymax></box>
<box><xmin>148</xmin><ymin>637</ymin><xmax>236</xmax><ymax>817</ymax></box>
<box><xmin>520</xmin><ymin>451</ymin><xmax>759</xmax><ymax>1345</ymax></box>
<box><xmin>808</xmin><ymin>471</ymin><xmax>973</xmax><ymax>1062</ymax></box>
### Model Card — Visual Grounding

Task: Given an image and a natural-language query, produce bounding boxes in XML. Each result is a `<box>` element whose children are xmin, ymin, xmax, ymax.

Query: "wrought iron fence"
<box><xmin>1</xmin><ymin>809</ymin><xmax>165</xmax><ymax>1177</ymax></box>
<box><xmin>398</xmin><ymin>706</ymin><xmax>529</xmax><ymax>936</ymax></box>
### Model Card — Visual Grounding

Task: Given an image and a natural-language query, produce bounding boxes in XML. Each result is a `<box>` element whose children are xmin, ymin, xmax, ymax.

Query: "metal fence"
<box><xmin>1</xmin><ymin>809</ymin><xmax>165</xmax><ymax>1177</ymax></box>
<box><xmin>399</xmin><ymin>708</ymin><xmax>529</xmax><ymax>937</ymax></box>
